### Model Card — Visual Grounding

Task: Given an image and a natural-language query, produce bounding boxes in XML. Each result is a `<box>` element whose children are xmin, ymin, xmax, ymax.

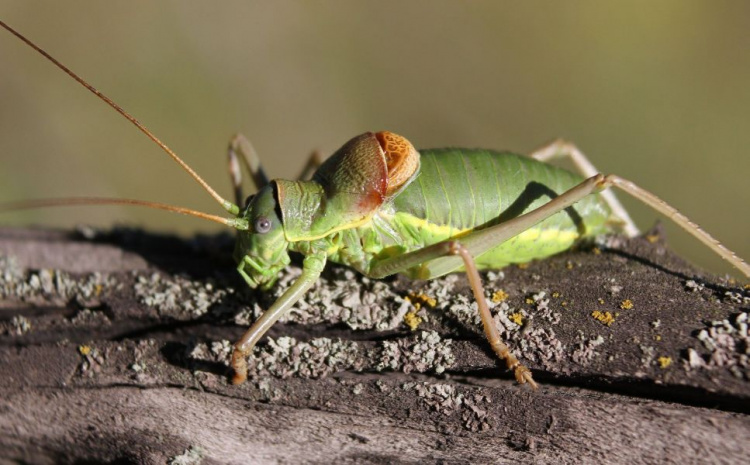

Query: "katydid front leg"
<box><xmin>231</xmin><ymin>253</ymin><xmax>326</xmax><ymax>385</ymax></box>
<box><xmin>227</xmin><ymin>133</ymin><xmax>270</xmax><ymax>206</ymax></box>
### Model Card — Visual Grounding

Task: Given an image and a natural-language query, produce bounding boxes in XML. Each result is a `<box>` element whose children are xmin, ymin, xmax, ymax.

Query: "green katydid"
<box><xmin>2</xmin><ymin>21</ymin><xmax>748</xmax><ymax>390</ymax></box>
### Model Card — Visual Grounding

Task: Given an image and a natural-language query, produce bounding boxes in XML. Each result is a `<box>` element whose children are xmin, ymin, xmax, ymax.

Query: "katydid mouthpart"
<box><xmin>1</xmin><ymin>20</ymin><xmax>748</xmax><ymax>390</ymax></box>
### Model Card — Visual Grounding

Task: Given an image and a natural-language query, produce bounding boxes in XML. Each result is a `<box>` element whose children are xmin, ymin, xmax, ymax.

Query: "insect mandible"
<box><xmin>2</xmin><ymin>21</ymin><xmax>748</xmax><ymax>390</ymax></box>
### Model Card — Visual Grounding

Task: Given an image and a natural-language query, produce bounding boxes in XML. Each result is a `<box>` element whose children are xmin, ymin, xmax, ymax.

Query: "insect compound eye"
<box><xmin>254</xmin><ymin>217</ymin><xmax>272</xmax><ymax>234</ymax></box>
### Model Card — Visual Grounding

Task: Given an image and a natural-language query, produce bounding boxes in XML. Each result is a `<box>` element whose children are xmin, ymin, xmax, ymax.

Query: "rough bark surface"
<box><xmin>0</xmin><ymin>226</ymin><xmax>748</xmax><ymax>464</ymax></box>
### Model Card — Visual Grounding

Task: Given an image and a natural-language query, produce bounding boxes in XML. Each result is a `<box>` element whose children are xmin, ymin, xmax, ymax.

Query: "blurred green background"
<box><xmin>1</xmin><ymin>1</ymin><xmax>748</xmax><ymax>277</ymax></box>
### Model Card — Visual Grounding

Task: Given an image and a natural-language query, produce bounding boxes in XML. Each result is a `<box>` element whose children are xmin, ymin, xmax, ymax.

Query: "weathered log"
<box><xmin>0</xmin><ymin>226</ymin><xmax>748</xmax><ymax>464</ymax></box>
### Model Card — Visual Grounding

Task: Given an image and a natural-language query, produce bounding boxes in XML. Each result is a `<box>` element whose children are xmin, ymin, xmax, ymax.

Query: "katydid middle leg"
<box><xmin>296</xmin><ymin>150</ymin><xmax>324</xmax><ymax>181</ymax></box>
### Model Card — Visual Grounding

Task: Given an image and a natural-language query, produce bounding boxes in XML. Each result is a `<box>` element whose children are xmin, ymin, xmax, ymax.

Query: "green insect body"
<box><xmin>236</xmin><ymin>136</ymin><xmax>614</xmax><ymax>292</ymax></box>
<box><xmin>229</xmin><ymin>131</ymin><xmax>621</xmax><ymax>388</ymax></box>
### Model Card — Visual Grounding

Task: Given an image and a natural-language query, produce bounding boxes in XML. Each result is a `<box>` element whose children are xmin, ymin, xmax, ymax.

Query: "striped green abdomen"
<box><xmin>389</xmin><ymin>148</ymin><xmax>614</xmax><ymax>272</ymax></box>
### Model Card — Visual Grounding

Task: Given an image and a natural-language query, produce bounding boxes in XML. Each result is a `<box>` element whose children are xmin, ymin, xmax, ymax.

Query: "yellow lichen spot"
<box><xmin>94</xmin><ymin>284</ymin><xmax>103</xmax><ymax>297</ymax></box>
<box><xmin>565</xmin><ymin>261</ymin><xmax>574</xmax><ymax>270</ymax></box>
<box><xmin>517</xmin><ymin>262</ymin><xmax>530</xmax><ymax>270</ymax></box>
<box><xmin>620</xmin><ymin>299</ymin><xmax>634</xmax><ymax>310</ymax></box>
<box><xmin>592</xmin><ymin>247</ymin><xmax>601</xmax><ymax>255</ymax></box>
<box><xmin>561</xmin><ymin>301</ymin><xmax>568</xmax><ymax>307</ymax></box>
<box><xmin>657</xmin><ymin>356</ymin><xmax>672</xmax><ymax>368</ymax></box>
<box><xmin>744</xmin><ymin>284</ymin><xmax>750</xmax><ymax>291</ymax></box>
<box><xmin>509</xmin><ymin>313</ymin><xmax>524</xmax><ymax>326</ymax></box>
<box><xmin>491</xmin><ymin>290</ymin><xmax>509</xmax><ymax>303</ymax></box>
<box><xmin>552</xmin><ymin>292</ymin><xmax>561</xmax><ymax>299</ymax></box>
<box><xmin>403</xmin><ymin>312</ymin><xmax>422</xmax><ymax>331</ymax></box>
<box><xmin>646</xmin><ymin>234</ymin><xmax>659</xmax><ymax>243</ymax></box>
<box><xmin>592</xmin><ymin>310</ymin><xmax>616</xmax><ymax>326</ymax></box>
<box><xmin>78</xmin><ymin>345</ymin><xmax>91</xmax><ymax>356</ymax></box>
<box><xmin>525</xmin><ymin>297</ymin><xmax>534</xmax><ymax>305</ymax></box>
<box><xmin>597</xmin><ymin>298</ymin><xmax>605</xmax><ymax>305</ymax></box>
<box><xmin>654</xmin><ymin>335</ymin><xmax>662</xmax><ymax>341</ymax></box>
<box><xmin>406</xmin><ymin>292</ymin><xmax>436</xmax><ymax>309</ymax></box>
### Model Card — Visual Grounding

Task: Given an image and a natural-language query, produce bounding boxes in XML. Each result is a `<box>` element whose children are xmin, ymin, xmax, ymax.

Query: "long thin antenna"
<box><xmin>0</xmin><ymin>19</ymin><xmax>240</xmax><ymax>216</ymax></box>
<box><xmin>0</xmin><ymin>198</ymin><xmax>247</xmax><ymax>229</ymax></box>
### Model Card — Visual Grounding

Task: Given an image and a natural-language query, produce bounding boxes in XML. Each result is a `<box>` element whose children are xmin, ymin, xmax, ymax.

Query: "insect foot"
<box><xmin>230</xmin><ymin>348</ymin><xmax>249</xmax><ymax>385</ymax></box>
<box><xmin>499</xmin><ymin>348</ymin><xmax>539</xmax><ymax>390</ymax></box>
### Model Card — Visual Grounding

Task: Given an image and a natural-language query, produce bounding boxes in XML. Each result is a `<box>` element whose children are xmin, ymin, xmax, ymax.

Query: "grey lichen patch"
<box><xmin>71</xmin><ymin>308</ymin><xmax>111</xmax><ymax>326</ymax></box>
<box><xmin>373</xmin><ymin>330</ymin><xmax>455</xmax><ymax>374</ymax></box>
<box><xmin>519</xmin><ymin>327</ymin><xmax>564</xmax><ymax>370</ymax></box>
<box><xmin>237</xmin><ymin>267</ymin><xmax>411</xmax><ymax>331</ymax></box>
<box><xmin>723</xmin><ymin>290</ymin><xmax>750</xmax><ymax>306</ymax></box>
<box><xmin>1</xmin><ymin>315</ymin><xmax>32</xmax><ymax>336</ymax></box>
<box><xmin>168</xmin><ymin>445</ymin><xmax>205</xmax><ymax>465</ymax></box>
<box><xmin>248</xmin><ymin>337</ymin><xmax>364</xmax><ymax>379</ymax></box>
<box><xmin>129</xmin><ymin>339</ymin><xmax>159</xmax><ymax>383</ymax></box>
<box><xmin>692</xmin><ymin>312</ymin><xmax>750</xmax><ymax>380</ymax></box>
<box><xmin>408</xmin><ymin>382</ymin><xmax>492</xmax><ymax>431</ymax></box>
<box><xmin>571</xmin><ymin>334</ymin><xmax>605</xmax><ymax>365</ymax></box>
<box><xmin>639</xmin><ymin>345</ymin><xmax>656</xmax><ymax>371</ymax></box>
<box><xmin>134</xmin><ymin>272</ymin><xmax>231</xmax><ymax>318</ymax></box>
<box><xmin>0</xmin><ymin>254</ymin><xmax>115</xmax><ymax>306</ymax></box>
<box><xmin>684</xmin><ymin>279</ymin><xmax>706</xmax><ymax>293</ymax></box>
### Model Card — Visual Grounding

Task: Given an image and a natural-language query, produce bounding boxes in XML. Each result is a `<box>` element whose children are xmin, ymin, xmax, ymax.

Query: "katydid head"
<box><xmin>234</xmin><ymin>183</ymin><xmax>290</xmax><ymax>290</ymax></box>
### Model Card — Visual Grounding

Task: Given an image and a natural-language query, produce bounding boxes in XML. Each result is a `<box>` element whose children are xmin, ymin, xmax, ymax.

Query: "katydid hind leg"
<box><xmin>530</xmin><ymin>139</ymin><xmax>639</xmax><ymax>237</ymax></box>
<box><xmin>602</xmin><ymin>175</ymin><xmax>750</xmax><ymax>278</ymax></box>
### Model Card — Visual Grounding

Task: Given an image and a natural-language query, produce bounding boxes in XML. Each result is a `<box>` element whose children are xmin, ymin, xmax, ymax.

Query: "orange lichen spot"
<box><xmin>78</xmin><ymin>345</ymin><xmax>92</xmax><ymax>356</ymax></box>
<box><xmin>592</xmin><ymin>310</ymin><xmax>616</xmax><ymax>326</ymax></box>
<box><xmin>646</xmin><ymin>234</ymin><xmax>660</xmax><ymax>243</ymax></box>
<box><xmin>744</xmin><ymin>284</ymin><xmax>750</xmax><ymax>291</ymax></box>
<box><xmin>491</xmin><ymin>290</ymin><xmax>509</xmax><ymax>303</ymax></box>
<box><xmin>657</xmin><ymin>356</ymin><xmax>672</xmax><ymax>368</ymax></box>
<box><xmin>620</xmin><ymin>299</ymin><xmax>634</xmax><ymax>310</ymax></box>
<box><xmin>375</xmin><ymin>131</ymin><xmax>420</xmax><ymax>196</ymax></box>
<box><xmin>404</xmin><ymin>312</ymin><xmax>423</xmax><ymax>331</ymax></box>
<box><xmin>509</xmin><ymin>313</ymin><xmax>524</xmax><ymax>326</ymax></box>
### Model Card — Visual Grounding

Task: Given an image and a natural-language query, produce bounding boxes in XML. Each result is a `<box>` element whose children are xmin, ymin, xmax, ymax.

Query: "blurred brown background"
<box><xmin>1</xmin><ymin>1</ymin><xmax>748</xmax><ymax>276</ymax></box>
